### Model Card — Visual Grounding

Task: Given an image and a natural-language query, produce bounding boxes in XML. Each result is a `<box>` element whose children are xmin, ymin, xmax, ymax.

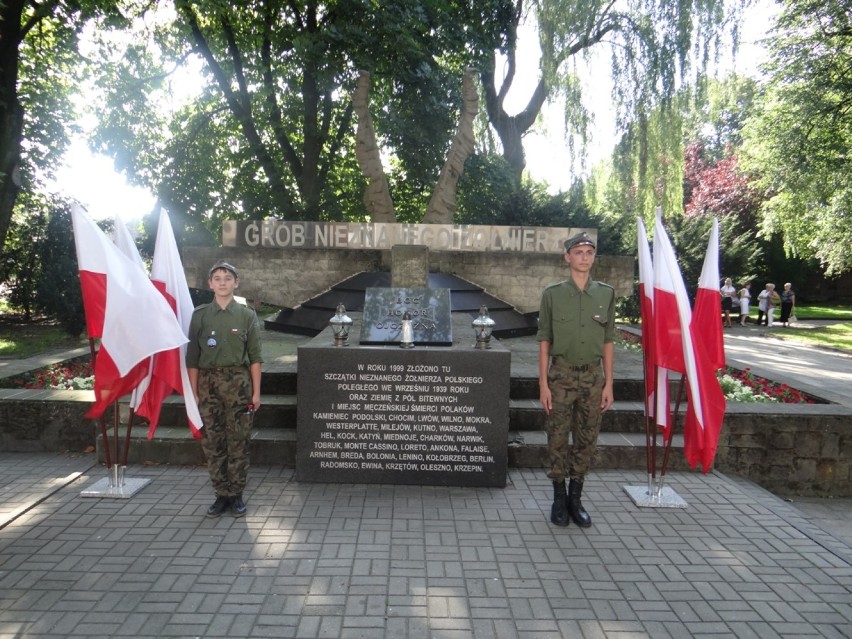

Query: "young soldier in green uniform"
<box><xmin>537</xmin><ymin>232</ymin><xmax>615</xmax><ymax>527</ymax></box>
<box><xmin>187</xmin><ymin>261</ymin><xmax>263</xmax><ymax>518</ymax></box>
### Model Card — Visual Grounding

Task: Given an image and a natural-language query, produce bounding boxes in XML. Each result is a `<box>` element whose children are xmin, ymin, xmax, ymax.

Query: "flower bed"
<box><xmin>617</xmin><ymin>328</ymin><xmax>813</xmax><ymax>404</ymax></box>
<box><xmin>8</xmin><ymin>358</ymin><xmax>94</xmax><ymax>391</ymax></box>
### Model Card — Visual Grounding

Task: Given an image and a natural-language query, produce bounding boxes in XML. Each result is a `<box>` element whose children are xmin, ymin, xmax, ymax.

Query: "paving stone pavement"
<box><xmin>0</xmin><ymin>452</ymin><xmax>850</xmax><ymax>639</ymax></box>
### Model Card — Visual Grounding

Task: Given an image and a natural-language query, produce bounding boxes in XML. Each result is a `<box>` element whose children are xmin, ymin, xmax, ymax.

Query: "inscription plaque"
<box><xmin>297</xmin><ymin>341</ymin><xmax>510</xmax><ymax>487</ymax></box>
<box><xmin>359</xmin><ymin>287</ymin><xmax>452</xmax><ymax>346</ymax></box>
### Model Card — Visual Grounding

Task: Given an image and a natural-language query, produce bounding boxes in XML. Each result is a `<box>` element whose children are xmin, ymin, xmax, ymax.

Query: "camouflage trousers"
<box><xmin>544</xmin><ymin>359</ymin><xmax>603</xmax><ymax>482</ymax></box>
<box><xmin>198</xmin><ymin>367</ymin><xmax>253</xmax><ymax>497</ymax></box>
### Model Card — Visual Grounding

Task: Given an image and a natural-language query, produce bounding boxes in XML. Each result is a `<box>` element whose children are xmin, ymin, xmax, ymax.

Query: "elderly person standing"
<box><xmin>779</xmin><ymin>283</ymin><xmax>796</xmax><ymax>327</ymax></box>
<box><xmin>720</xmin><ymin>277</ymin><xmax>737</xmax><ymax>328</ymax></box>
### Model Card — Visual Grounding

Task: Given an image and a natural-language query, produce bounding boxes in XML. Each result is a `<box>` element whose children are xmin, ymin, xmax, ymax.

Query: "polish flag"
<box><xmin>71</xmin><ymin>205</ymin><xmax>188</xmax><ymax>418</ymax></box>
<box><xmin>112</xmin><ymin>216</ymin><xmax>146</xmax><ymax>272</ymax></box>
<box><xmin>134</xmin><ymin>210</ymin><xmax>203</xmax><ymax>439</ymax></box>
<box><xmin>691</xmin><ymin>218</ymin><xmax>726</xmax><ymax>370</ymax></box>
<box><xmin>652</xmin><ymin>212</ymin><xmax>686</xmax><ymax>375</ymax></box>
<box><xmin>685</xmin><ymin>218</ymin><xmax>727</xmax><ymax>470</ymax></box>
<box><xmin>638</xmin><ymin>218</ymin><xmax>670</xmax><ymax>433</ymax></box>
<box><xmin>653</xmin><ymin>211</ymin><xmax>726</xmax><ymax>472</ymax></box>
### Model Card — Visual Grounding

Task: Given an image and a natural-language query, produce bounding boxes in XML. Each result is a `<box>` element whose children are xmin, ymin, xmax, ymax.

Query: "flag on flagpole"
<box><xmin>113</xmin><ymin>216</ymin><xmax>146</xmax><ymax>272</ymax></box>
<box><xmin>685</xmin><ymin>217</ymin><xmax>727</xmax><ymax>470</ymax></box>
<box><xmin>691</xmin><ymin>218</ymin><xmax>726</xmax><ymax>371</ymax></box>
<box><xmin>638</xmin><ymin>218</ymin><xmax>671</xmax><ymax>434</ymax></box>
<box><xmin>112</xmin><ymin>214</ymin><xmax>158</xmax><ymax>419</ymax></box>
<box><xmin>71</xmin><ymin>204</ymin><xmax>188</xmax><ymax>418</ymax></box>
<box><xmin>652</xmin><ymin>213</ymin><xmax>687</xmax><ymax>376</ymax></box>
<box><xmin>653</xmin><ymin>210</ymin><xmax>726</xmax><ymax>472</ymax></box>
<box><xmin>112</xmin><ymin>214</ymin><xmax>159</xmax><ymax>425</ymax></box>
<box><xmin>134</xmin><ymin>210</ymin><xmax>204</xmax><ymax>439</ymax></box>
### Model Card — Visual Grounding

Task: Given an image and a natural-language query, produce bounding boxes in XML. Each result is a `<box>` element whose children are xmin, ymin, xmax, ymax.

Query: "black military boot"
<box><xmin>206</xmin><ymin>495</ymin><xmax>231</xmax><ymax>518</ymax></box>
<box><xmin>550</xmin><ymin>480</ymin><xmax>569</xmax><ymax>526</ymax></box>
<box><xmin>567</xmin><ymin>479</ymin><xmax>592</xmax><ymax>528</ymax></box>
<box><xmin>231</xmin><ymin>494</ymin><xmax>247</xmax><ymax>518</ymax></box>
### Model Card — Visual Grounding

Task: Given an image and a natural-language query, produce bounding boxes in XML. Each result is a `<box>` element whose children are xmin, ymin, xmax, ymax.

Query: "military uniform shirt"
<box><xmin>536</xmin><ymin>278</ymin><xmax>615</xmax><ymax>365</ymax></box>
<box><xmin>186</xmin><ymin>300</ymin><xmax>264</xmax><ymax>370</ymax></box>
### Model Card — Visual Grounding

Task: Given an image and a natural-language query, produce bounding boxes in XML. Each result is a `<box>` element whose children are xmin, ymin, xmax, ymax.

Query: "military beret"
<box><xmin>563</xmin><ymin>231</ymin><xmax>596</xmax><ymax>251</ymax></box>
<box><xmin>208</xmin><ymin>260</ymin><xmax>239</xmax><ymax>278</ymax></box>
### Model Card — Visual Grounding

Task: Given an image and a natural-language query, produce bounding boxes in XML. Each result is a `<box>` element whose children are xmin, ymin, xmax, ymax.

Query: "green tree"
<box><xmin>85</xmin><ymin>0</ymin><xmax>511</xmax><ymax>240</ymax></box>
<box><xmin>0</xmin><ymin>0</ymin><xmax>120</xmax><ymax>256</ymax></box>
<box><xmin>480</xmin><ymin>0</ymin><xmax>743</xmax><ymax>185</ymax></box>
<box><xmin>741</xmin><ymin>0</ymin><xmax>852</xmax><ymax>275</ymax></box>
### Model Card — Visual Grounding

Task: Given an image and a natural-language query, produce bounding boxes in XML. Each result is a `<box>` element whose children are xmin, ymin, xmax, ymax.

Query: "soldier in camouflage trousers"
<box><xmin>187</xmin><ymin>261</ymin><xmax>263</xmax><ymax>519</ymax></box>
<box><xmin>537</xmin><ymin>232</ymin><xmax>615</xmax><ymax>528</ymax></box>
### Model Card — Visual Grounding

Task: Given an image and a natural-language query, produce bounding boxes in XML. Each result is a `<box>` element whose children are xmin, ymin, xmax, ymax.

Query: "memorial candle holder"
<box><xmin>399</xmin><ymin>311</ymin><xmax>415</xmax><ymax>348</ymax></box>
<box><xmin>329</xmin><ymin>303</ymin><xmax>353</xmax><ymax>346</ymax></box>
<box><xmin>472</xmin><ymin>305</ymin><xmax>496</xmax><ymax>349</ymax></box>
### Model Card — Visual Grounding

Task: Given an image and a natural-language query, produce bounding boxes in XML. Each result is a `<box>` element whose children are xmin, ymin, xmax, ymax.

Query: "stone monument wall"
<box><xmin>184</xmin><ymin>246</ymin><xmax>634</xmax><ymax>313</ymax></box>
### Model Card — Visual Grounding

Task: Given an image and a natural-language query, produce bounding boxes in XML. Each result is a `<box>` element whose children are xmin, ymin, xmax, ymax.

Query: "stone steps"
<box><xmin>99</xmin><ymin>370</ymin><xmax>690</xmax><ymax>471</ymax></box>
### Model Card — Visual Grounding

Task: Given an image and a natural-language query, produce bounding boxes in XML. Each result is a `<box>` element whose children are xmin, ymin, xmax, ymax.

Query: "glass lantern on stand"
<box><xmin>472</xmin><ymin>305</ymin><xmax>496</xmax><ymax>349</ymax></box>
<box><xmin>329</xmin><ymin>303</ymin><xmax>353</xmax><ymax>346</ymax></box>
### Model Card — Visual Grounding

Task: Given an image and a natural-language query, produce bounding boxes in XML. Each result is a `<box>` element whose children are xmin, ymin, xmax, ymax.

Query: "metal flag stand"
<box><xmin>80</xmin><ymin>338</ymin><xmax>151</xmax><ymax>499</ymax></box>
<box><xmin>623</xmin><ymin>352</ymin><xmax>688</xmax><ymax>509</ymax></box>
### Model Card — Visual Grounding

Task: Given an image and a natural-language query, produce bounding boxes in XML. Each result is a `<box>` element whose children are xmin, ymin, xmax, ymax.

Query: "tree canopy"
<box><xmin>741</xmin><ymin>0</ymin><xmax>852</xmax><ymax>275</ymax></box>
<box><xmin>0</xmin><ymin>0</ymin><xmax>121</xmax><ymax>256</ymax></box>
<box><xmin>481</xmin><ymin>0</ymin><xmax>741</xmax><ymax>185</ymax></box>
<box><xmin>84</xmin><ymin>0</ymin><xmax>511</xmax><ymax>241</ymax></box>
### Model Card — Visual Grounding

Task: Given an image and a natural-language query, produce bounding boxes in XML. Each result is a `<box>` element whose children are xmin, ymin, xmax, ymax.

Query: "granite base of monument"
<box><xmin>296</xmin><ymin>331</ymin><xmax>510</xmax><ymax>487</ymax></box>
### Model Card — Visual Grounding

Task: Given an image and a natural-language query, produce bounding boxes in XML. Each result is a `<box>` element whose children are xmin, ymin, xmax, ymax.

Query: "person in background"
<box><xmin>187</xmin><ymin>261</ymin><xmax>263</xmax><ymax>518</ymax></box>
<box><xmin>779</xmin><ymin>282</ymin><xmax>796</xmax><ymax>327</ymax></box>
<box><xmin>720</xmin><ymin>277</ymin><xmax>737</xmax><ymax>328</ymax></box>
<box><xmin>537</xmin><ymin>232</ymin><xmax>615</xmax><ymax>528</ymax></box>
<box><xmin>766</xmin><ymin>283</ymin><xmax>781</xmax><ymax>327</ymax></box>
<box><xmin>738</xmin><ymin>282</ymin><xmax>752</xmax><ymax>326</ymax></box>
<box><xmin>757</xmin><ymin>283</ymin><xmax>771</xmax><ymax>326</ymax></box>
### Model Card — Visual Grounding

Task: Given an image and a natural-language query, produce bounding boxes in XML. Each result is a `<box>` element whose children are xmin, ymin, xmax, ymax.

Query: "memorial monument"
<box><xmin>296</xmin><ymin>259</ymin><xmax>511</xmax><ymax>488</ymax></box>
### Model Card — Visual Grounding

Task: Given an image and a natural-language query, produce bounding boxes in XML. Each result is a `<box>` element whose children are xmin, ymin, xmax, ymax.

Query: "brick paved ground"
<box><xmin>0</xmin><ymin>453</ymin><xmax>849</xmax><ymax>638</ymax></box>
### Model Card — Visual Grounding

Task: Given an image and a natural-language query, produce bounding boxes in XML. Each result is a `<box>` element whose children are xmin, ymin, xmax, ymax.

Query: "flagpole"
<box><xmin>643</xmin><ymin>356</ymin><xmax>654</xmax><ymax>498</ymax></box>
<box><xmin>88</xmin><ymin>338</ymin><xmax>112</xmax><ymax>469</ymax></box>
<box><xmin>657</xmin><ymin>374</ymin><xmax>686</xmax><ymax>497</ymax></box>
<box><xmin>122</xmin><ymin>410</ymin><xmax>136</xmax><ymax>467</ymax></box>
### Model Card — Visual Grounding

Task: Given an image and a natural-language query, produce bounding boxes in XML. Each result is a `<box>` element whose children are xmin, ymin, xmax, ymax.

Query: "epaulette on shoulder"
<box><xmin>193</xmin><ymin>302</ymin><xmax>211</xmax><ymax>312</ymax></box>
<box><xmin>595</xmin><ymin>281</ymin><xmax>615</xmax><ymax>291</ymax></box>
<box><xmin>544</xmin><ymin>279</ymin><xmax>570</xmax><ymax>292</ymax></box>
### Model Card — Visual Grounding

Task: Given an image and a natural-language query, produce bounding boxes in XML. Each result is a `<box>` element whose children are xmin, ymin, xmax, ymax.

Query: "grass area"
<box><xmin>792</xmin><ymin>305</ymin><xmax>852</xmax><ymax>320</ymax></box>
<box><xmin>0</xmin><ymin>317</ymin><xmax>88</xmax><ymax>359</ymax></box>
<box><xmin>769</xmin><ymin>321</ymin><xmax>852</xmax><ymax>352</ymax></box>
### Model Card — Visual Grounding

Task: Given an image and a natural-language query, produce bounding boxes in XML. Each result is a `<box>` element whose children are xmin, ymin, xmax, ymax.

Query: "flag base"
<box><xmin>80</xmin><ymin>468</ymin><xmax>151</xmax><ymax>499</ymax></box>
<box><xmin>623</xmin><ymin>484</ymin><xmax>688</xmax><ymax>508</ymax></box>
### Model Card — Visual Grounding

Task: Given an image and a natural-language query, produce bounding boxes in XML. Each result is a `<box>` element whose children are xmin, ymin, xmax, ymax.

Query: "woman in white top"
<box><xmin>738</xmin><ymin>282</ymin><xmax>751</xmax><ymax>326</ymax></box>
<box><xmin>720</xmin><ymin>278</ymin><xmax>737</xmax><ymax>328</ymax></box>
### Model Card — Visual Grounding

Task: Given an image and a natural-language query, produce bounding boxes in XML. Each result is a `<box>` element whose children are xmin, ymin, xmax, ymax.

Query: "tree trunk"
<box><xmin>423</xmin><ymin>69</ymin><xmax>479</xmax><ymax>224</ymax></box>
<box><xmin>0</xmin><ymin>0</ymin><xmax>25</xmax><ymax>256</ymax></box>
<box><xmin>480</xmin><ymin>54</ymin><xmax>548</xmax><ymax>186</ymax></box>
<box><xmin>352</xmin><ymin>71</ymin><xmax>396</xmax><ymax>222</ymax></box>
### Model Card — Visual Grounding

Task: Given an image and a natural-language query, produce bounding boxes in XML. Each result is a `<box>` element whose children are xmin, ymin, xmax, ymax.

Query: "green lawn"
<box><xmin>768</xmin><ymin>321</ymin><xmax>852</xmax><ymax>352</ymax></box>
<box><xmin>0</xmin><ymin>319</ymin><xmax>88</xmax><ymax>359</ymax></box>
<box><xmin>791</xmin><ymin>305</ymin><xmax>852</xmax><ymax>320</ymax></box>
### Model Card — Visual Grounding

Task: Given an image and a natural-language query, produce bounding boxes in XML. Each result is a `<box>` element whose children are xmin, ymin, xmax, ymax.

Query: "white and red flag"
<box><xmin>685</xmin><ymin>218</ymin><xmax>727</xmax><ymax>470</ymax></box>
<box><xmin>71</xmin><ymin>204</ymin><xmax>188</xmax><ymax>419</ymax></box>
<box><xmin>134</xmin><ymin>210</ymin><xmax>203</xmax><ymax>439</ymax></box>
<box><xmin>113</xmin><ymin>216</ymin><xmax>146</xmax><ymax>272</ymax></box>
<box><xmin>638</xmin><ymin>218</ymin><xmax>670</xmax><ymax>434</ymax></box>
<box><xmin>653</xmin><ymin>211</ymin><xmax>726</xmax><ymax>472</ymax></box>
<box><xmin>691</xmin><ymin>218</ymin><xmax>726</xmax><ymax>371</ymax></box>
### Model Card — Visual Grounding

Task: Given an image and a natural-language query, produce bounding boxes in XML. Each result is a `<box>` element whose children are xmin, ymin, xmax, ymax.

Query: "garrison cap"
<box><xmin>563</xmin><ymin>231</ymin><xmax>596</xmax><ymax>251</ymax></box>
<box><xmin>208</xmin><ymin>260</ymin><xmax>239</xmax><ymax>278</ymax></box>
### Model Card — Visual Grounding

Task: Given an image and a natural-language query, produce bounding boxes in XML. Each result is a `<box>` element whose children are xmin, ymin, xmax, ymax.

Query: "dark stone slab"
<box><xmin>296</xmin><ymin>340</ymin><xmax>510</xmax><ymax>487</ymax></box>
<box><xmin>359</xmin><ymin>287</ymin><xmax>453</xmax><ymax>346</ymax></box>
